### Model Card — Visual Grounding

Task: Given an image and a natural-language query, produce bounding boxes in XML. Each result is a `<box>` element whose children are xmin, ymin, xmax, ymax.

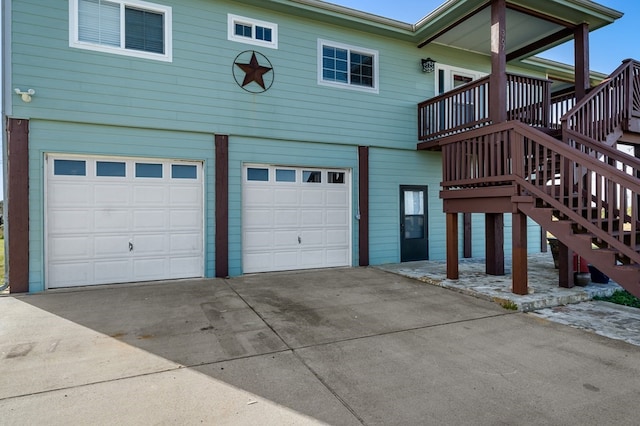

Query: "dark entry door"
<box><xmin>400</xmin><ymin>185</ymin><xmax>428</xmax><ymax>262</ymax></box>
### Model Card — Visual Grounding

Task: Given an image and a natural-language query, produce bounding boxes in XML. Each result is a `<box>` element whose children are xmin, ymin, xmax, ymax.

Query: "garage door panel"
<box><xmin>94</xmin><ymin>210</ymin><xmax>130</xmax><ymax>231</ymax></box>
<box><xmin>274</xmin><ymin>251</ymin><xmax>299</xmax><ymax>269</ymax></box>
<box><xmin>48</xmin><ymin>183</ymin><xmax>92</xmax><ymax>206</ymax></box>
<box><xmin>169</xmin><ymin>210</ymin><xmax>201</xmax><ymax>230</ymax></box>
<box><xmin>326</xmin><ymin>210</ymin><xmax>349</xmax><ymax>225</ymax></box>
<box><xmin>274</xmin><ymin>210</ymin><xmax>297</xmax><ymax>226</ymax></box>
<box><xmin>326</xmin><ymin>248</ymin><xmax>349</xmax><ymax>264</ymax></box>
<box><xmin>326</xmin><ymin>190</ymin><xmax>348</xmax><ymax>205</ymax></box>
<box><xmin>243</xmin><ymin>252</ymin><xmax>272</xmax><ymax>273</ymax></box>
<box><xmin>299</xmin><ymin>250</ymin><xmax>325</xmax><ymax>267</ymax></box>
<box><xmin>94</xmin><ymin>235</ymin><xmax>130</xmax><ymax>256</ymax></box>
<box><xmin>300</xmin><ymin>210</ymin><xmax>323</xmax><ymax>226</ymax></box>
<box><xmin>300</xmin><ymin>230</ymin><xmax>324</xmax><ymax>246</ymax></box>
<box><xmin>245</xmin><ymin>187</ymin><xmax>272</xmax><ymax>205</ymax></box>
<box><xmin>301</xmin><ymin>190</ymin><xmax>324</xmax><ymax>205</ymax></box>
<box><xmin>274</xmin><ymin>188</ymin><xmax>298</xmax><ymax>205</ymax></box>
<box><xmin>244</xmin><ymin>230</ymin><xmax>272</xmax><ymax>249</ymax></box>
<box><xmin>170</xmin><ymin>186</ymin><xmax>201</xmax><ymax>204</ymax></box>
<box><xmin>94</xmin><ymin>184</ymin><xmax>130</xmax><ymax>204</ymax></box>
<box><xmin>47</xmin><ymin>156</ymin><xmax>204</xmax><ymax>288</ymax></box>
<box><xmin>49</xmin><ymin>263</ymin><xmax>92</xmax><ymax>287</ymax></box>
<box><xmin>133</xmin><ymin>185</ymin><xmax>167</xmax><ymax>205</ymax></box>
<box><xmin>133</xmin><ymin>210</ymin><xmax>167</xmax><ymax>229</ymax></box>
<box><xmin>49</xmin><ymin>211</ymin><xmax>91</xmax><ymax>233</ymax></box>
<box><xmin>50</xmin><ymin>236</ymin><xmax>91</xmax><ymax>260</ymax></box>
<box><xmin>170</xmin><ymin>233</ymin><xmax>202</xmax><ymax>253</ymax></box>
<box><xmin>274</xmin><ymin>230</ymin><xmax>298</xmax><ymax>247</ymax></box>
<box><xmin>94</xmin><ymin>260</ymin><xmax>132</xmax><ymax>283</ymax></box>
<box><xmin>245</xmin><ymin>209</ymin><xmax>273</xmax><ymax>227</ymax></box>
<box><xmin>326</xmin><ymin>229</ymin><xmax>349</xmax><ymax>245</ymax></box>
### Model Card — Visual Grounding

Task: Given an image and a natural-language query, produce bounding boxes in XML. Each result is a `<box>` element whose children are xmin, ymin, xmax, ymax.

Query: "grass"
<box><xmin>594</xmin><ymin>290</ymin><xmax>640</xmax><ymax>308</ymax></box>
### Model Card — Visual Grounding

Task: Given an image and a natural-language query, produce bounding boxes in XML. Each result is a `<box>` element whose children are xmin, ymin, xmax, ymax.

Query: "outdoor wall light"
<box><xmin>421</xmin><ymin>58</ymin><xmax>436</xmax><ymax>73</ymax></box>
<box><xmin>14</xmin><ymin>88</ymin><xmax>35</xmax><ymax>103</ymax></box>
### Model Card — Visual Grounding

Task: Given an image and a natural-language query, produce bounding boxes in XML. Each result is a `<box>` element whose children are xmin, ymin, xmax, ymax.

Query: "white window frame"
<box><xmin>317</xmin><ymin>39</ymin><xmax>379</xmax><ymax>94</ymax></box>
<box><xmin>228</xmin><ymin>14</ymin><xmax>278</xmax><ymax>49</ymax></box>
<box><xmin>69</xmin><ymin>0</ymin><xmax>173</xmax><ymax>62</ymax></box>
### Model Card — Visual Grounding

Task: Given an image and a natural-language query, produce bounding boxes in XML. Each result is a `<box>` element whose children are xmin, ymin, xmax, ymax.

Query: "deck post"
<box><xmin>574</xmin><ymin>23</ymin><xmax>590</xmax><ymax>101</ymax></box>
<box><xmin>490</xmin><ymin>0</ymin><xmax>507</xmax><ymax>123</ymax></box>
<box><xmin>558</xmin><ymin>241</ymin><xmax>574</xmax><ymax>288</ymax></box>
<box><xmin>446</xmin><ymin>213</ymin><xmax>459</xmax><ymax>279</ymax></box>
<box><xmin>485</xmin><ymin>213</ymin><xmax>504</xmax><ymax>275</ymax></box>
<box><xmin>512</xmin><ymin>211</ymin><xmax>528</xmax><ymax>295</ymax></box>
<box><xmin>463</xmin><ymin>213</ymin><xmax>472</xmax><ymax>258</ymax></box>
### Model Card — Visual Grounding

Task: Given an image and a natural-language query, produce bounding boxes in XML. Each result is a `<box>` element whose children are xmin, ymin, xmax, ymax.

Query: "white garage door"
<box><xmin>46</xmin><ymin>155</ymin><xmax>204</xmax><ymax>288</ymax></box>
<box><xmin>242</xmin><ymin>164</ymin><xmax>351</xmax><ymax>273</ymax></box>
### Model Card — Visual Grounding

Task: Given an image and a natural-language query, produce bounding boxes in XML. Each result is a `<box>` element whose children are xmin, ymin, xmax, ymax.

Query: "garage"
<box><xmin>46</xmin><ymin>155</ymin><xmax>204</xmax><ymax>288</ymax></box>
<box><xmin>242</xmin><ymin>164</ymin><xmax>351</xmax><ymax>273</ymax></box>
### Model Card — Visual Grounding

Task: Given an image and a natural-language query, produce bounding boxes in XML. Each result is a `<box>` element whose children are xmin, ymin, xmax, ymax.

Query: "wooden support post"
<box><xmin>358</xmin><ymin>146</ymin><xmax>369</xmax><ymax>266</ymax></box>
<box><xmin>512</xmin><ymin>211</ymin><xmax>528</xmax><ymax>295</ymax></box>
<box><xmin>485</xmin><ymin>213</ymin><xmax>505</xmax><ymax>275</ymax></box>
<box><xmin>463</xmin><ymin>213</ymin><xmax>472</xmax><ymax>258</ymax></box>
<box><xmin>446</xmin><ymin>213</ymin><xmax>459</xmax><ymax>279</ymax></box>
<box><xmin>574</xmin><ymin>23</ymin><xmax>590</xmax><ymax>101</ymax></box>
<box><xmin>490</xmin><ymin>0</ymin><xmax>507</xmax><ymax>123</ymax></box>
<box><xmin>215</xmin><ymin>135</ymin><xmax>229</xmax><ymax>278</ymax></box>
<box><xmin>6</xmin><ymin>119</ymin><xmax>30</xmax><ymax>293</ymax></box>
<box><xmin>558</xmin><ymin>241</ymin><xmax>574</xmax><ymax>288</ymax></box>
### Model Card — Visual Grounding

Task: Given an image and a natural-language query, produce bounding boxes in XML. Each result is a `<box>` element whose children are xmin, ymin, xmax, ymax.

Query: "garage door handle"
<box><xmin>298</xmin><ymin>236</ymin><xmax>301</xmax><ymax>244</ymax></box>
<box><xmin>129</xmin><ymin>242</ymin><xmax>134</xmax><ymax>252</ymax></box>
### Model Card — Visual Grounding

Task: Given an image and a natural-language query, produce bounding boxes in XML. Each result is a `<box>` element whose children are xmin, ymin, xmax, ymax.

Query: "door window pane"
<box><xmin>136</xmin><ymin>163</ymin><xmax>163</xmax><ymax>178</ymax></box>
<box><xmin>247</xmin><ymin>168</ymin><xmax>269</xmax><ymax>181</ymax></box>
<box><xmin>97</xmin><ymin>161</ymin><xmax>126</xmax><ymax>177</ymax></box>
<box><xmin>276</xmin><ymin>169</ymin><xmax>296</xmax><ymax>182</ymax></box>
<box><xmin>172</xmin><ymin>164</ymin><xmax>197</xmax><ymax>179</ymax></box>
<box><xmin>54</xmin><ymin>159</ymin><xmax>86</xmax><ymax>176</ymax></box>
<box><xmin>328</xmin><ymin>172</ymin><xmax>345</xmax><ymax>184</ymax></box>
<box><xmin>404</xmin><ymin>190</ymin><xmax>424</xmax><ymax>215</ymax></box>
<box><xmin>404</xmin><ymin>215</ymin><xmax>425</xmax><ymax>239</ymax></box>
<box><xmin>303</xmin><ymin>170</ymin><xmax>322</xmax><ymax>183</ymax></box>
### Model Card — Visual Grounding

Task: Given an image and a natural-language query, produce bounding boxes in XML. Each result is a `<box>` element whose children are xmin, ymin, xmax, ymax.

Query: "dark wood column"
<box><xmin>463</xmin><ymin>213</ymin><xmax>472</xmax><ymax>258</ymax></box>
<box><xmin>558</xmin><ymin>241</ymin><xmax>574</xmax><ymax>288</ymax></box>
<box><xmin>512</xmin><ymin>211</ymin><xmax>528</xmax><ymax>295</ymax></box>
<box><xmin>574</xmin><ymin>23</ymin><xmax>590</xmax><ymax>101</ymax></box>
<box><xmin>215</xmin><ymin>134</ymin><xmax>229</xmax><ymax>278</ymax></box>
<box><xmin>485</xmin><ymin>213</ymin><xmax>504</xmax><ymax>275</ymax></box>
<box><xmin>6</xmin><ymin>119</ymin><xmax>30</xmax><ymax>293</ymax></box>
<box><xmin>490</xmin><ymin>0</ymin><xmax>507</xmax><ymax>123</ymax></box>
<box><xmin>446</xmin><ymin>213</ymin><xmax>459</xmax><ymax>279</ymax></box>
<box><xmin>358</xmin><ymin>146</ymin><xmax>369</xmax><ymax>266</ymax></box>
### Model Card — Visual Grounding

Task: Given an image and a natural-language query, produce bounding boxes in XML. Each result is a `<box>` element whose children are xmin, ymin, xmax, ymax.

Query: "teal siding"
<box><xmin>228</xmin><ymin>137</ymin><xmax>359</xmax><ymax>276</ymax></box>
<box><xmin>368</xmin><ymin>148</ymin><xmax>444</xmax><ymax>264</ymax></box>
<box><xmin>27</xmin><ymin>120</ymin><xmax>216</xmax><ymax>292</ymax></box>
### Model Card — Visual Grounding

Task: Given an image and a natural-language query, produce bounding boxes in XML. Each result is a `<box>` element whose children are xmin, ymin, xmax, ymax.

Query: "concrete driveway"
<box><xmin>2</xmin><ymin>267</ymin><xmax>640</xmax><ymax>425</ymax></box>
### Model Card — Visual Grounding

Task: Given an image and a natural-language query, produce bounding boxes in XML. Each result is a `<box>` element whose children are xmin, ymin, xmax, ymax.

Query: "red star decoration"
<box><xmin>235</xmin><ymin>52</ymin><xmax>272</xmax><ymax>89</ymax></box>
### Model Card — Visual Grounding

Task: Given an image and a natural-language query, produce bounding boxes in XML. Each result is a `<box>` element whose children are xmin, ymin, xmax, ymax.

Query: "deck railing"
<box><xmin>561</xmin><ymin>59</ymin><xmax>640</xmax><ymax>144</ymax></box>
<box><xmin>550</xmin><ymin>90</ymin><xmax>576</xmax><ymax>129</ymax></box>
<box><xmin>418</xmin><ymin>73</ymin><xmax>552</xmax><ymax>141</ymax></box>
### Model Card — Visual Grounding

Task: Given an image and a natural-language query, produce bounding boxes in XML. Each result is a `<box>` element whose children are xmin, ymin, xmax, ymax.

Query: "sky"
<box><xmin>329</xmin><ymin>0</ymin><xmax>639</xmax><ymax>74</ymax></box>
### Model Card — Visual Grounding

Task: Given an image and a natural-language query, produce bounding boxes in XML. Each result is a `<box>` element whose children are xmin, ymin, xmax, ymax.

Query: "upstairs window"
<box><xmin>70</xmin><ymin>0</ymin><xmax>172</xmax><ymax>62</ymax></box>
<box><xmin>228</xmin><ymin>14</ymin><xmax>278</xmax><ymax>49</ymax></box>
<box><xmin>318</xmin><ymin>39</ymin><xmax>378</xmax><ymax>93</ymax></box>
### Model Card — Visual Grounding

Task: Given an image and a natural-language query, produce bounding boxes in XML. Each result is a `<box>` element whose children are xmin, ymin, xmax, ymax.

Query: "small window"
<box><xmin>136</xmin><ymin>162</ymin><xmax>163</xmax><ymax>178</ymax></box>
<box><xmin>228</xmin><ymin>14</ymin><xmax>278</xmax><ymax>49</ymax></box>
<box><xmin>172</xmin><ymin>164</ymin><xmax>197</xmax><ymax>179</ymax></box>
<box><xmin>247</xmin><ymin>168</ymin><xmax>269</xmax><ymax>181</ymax></box>
<box><xmin>276</xmin><ymin>169</ymin><xmax>296</xmax><ymax>182</ymax></box>
<box><xmin>328</xmin><ymin>172</ymin><xmax>345</xmax><ymax>184</ymax></box>
<box><xmin>97</xmin><ymin>161</ymin><xmax>126</xmax><ymax>177</ymax></box>
<box><xmin>70</xmin><ymin>0</ymin><xmax>172</xmax><ymax>62</ymax></box>
<box><xmin>303</xmin><ymin>171</ymin><xmax>321</xmax><ymax>183</ymax></box>
<box><xmin>318</xmin><ymin>39</ymin><xmax>378</xmax><ymax>93</ymax></box>
<box><xmin>54</xmin><ymin>159</ymin><xmax>86</xmax><ymax>176</ymax></box>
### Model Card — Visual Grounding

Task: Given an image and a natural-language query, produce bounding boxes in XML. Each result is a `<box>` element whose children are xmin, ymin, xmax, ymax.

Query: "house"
<box><xmin>2</xmin><ymin>0</ymin><xmax>635</xmax><ymax>296</ymax></box>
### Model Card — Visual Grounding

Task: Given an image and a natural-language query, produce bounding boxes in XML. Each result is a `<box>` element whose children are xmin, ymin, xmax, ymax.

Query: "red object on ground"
<box><xmin>573</xmin><ymin>253</ymin><xmax>590</xmax><ymax>273</ymax></box>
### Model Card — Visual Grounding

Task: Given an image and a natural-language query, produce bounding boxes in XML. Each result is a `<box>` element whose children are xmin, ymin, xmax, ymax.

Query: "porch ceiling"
<box><xmin>416</xmin><ymin>0</ymin><xmax>623</xmax><ymax>61</ymax></box>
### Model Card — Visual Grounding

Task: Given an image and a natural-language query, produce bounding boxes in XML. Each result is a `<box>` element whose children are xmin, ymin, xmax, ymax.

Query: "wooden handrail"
<box><xmin>561</xmin><ymin>59</ymin><xmax>640</xmax><ymax>144</ymax></box>
<box><xmin>439</xmin><ymin>121</ymin><xmax>640</xmax><ymax>265</ymax></box>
